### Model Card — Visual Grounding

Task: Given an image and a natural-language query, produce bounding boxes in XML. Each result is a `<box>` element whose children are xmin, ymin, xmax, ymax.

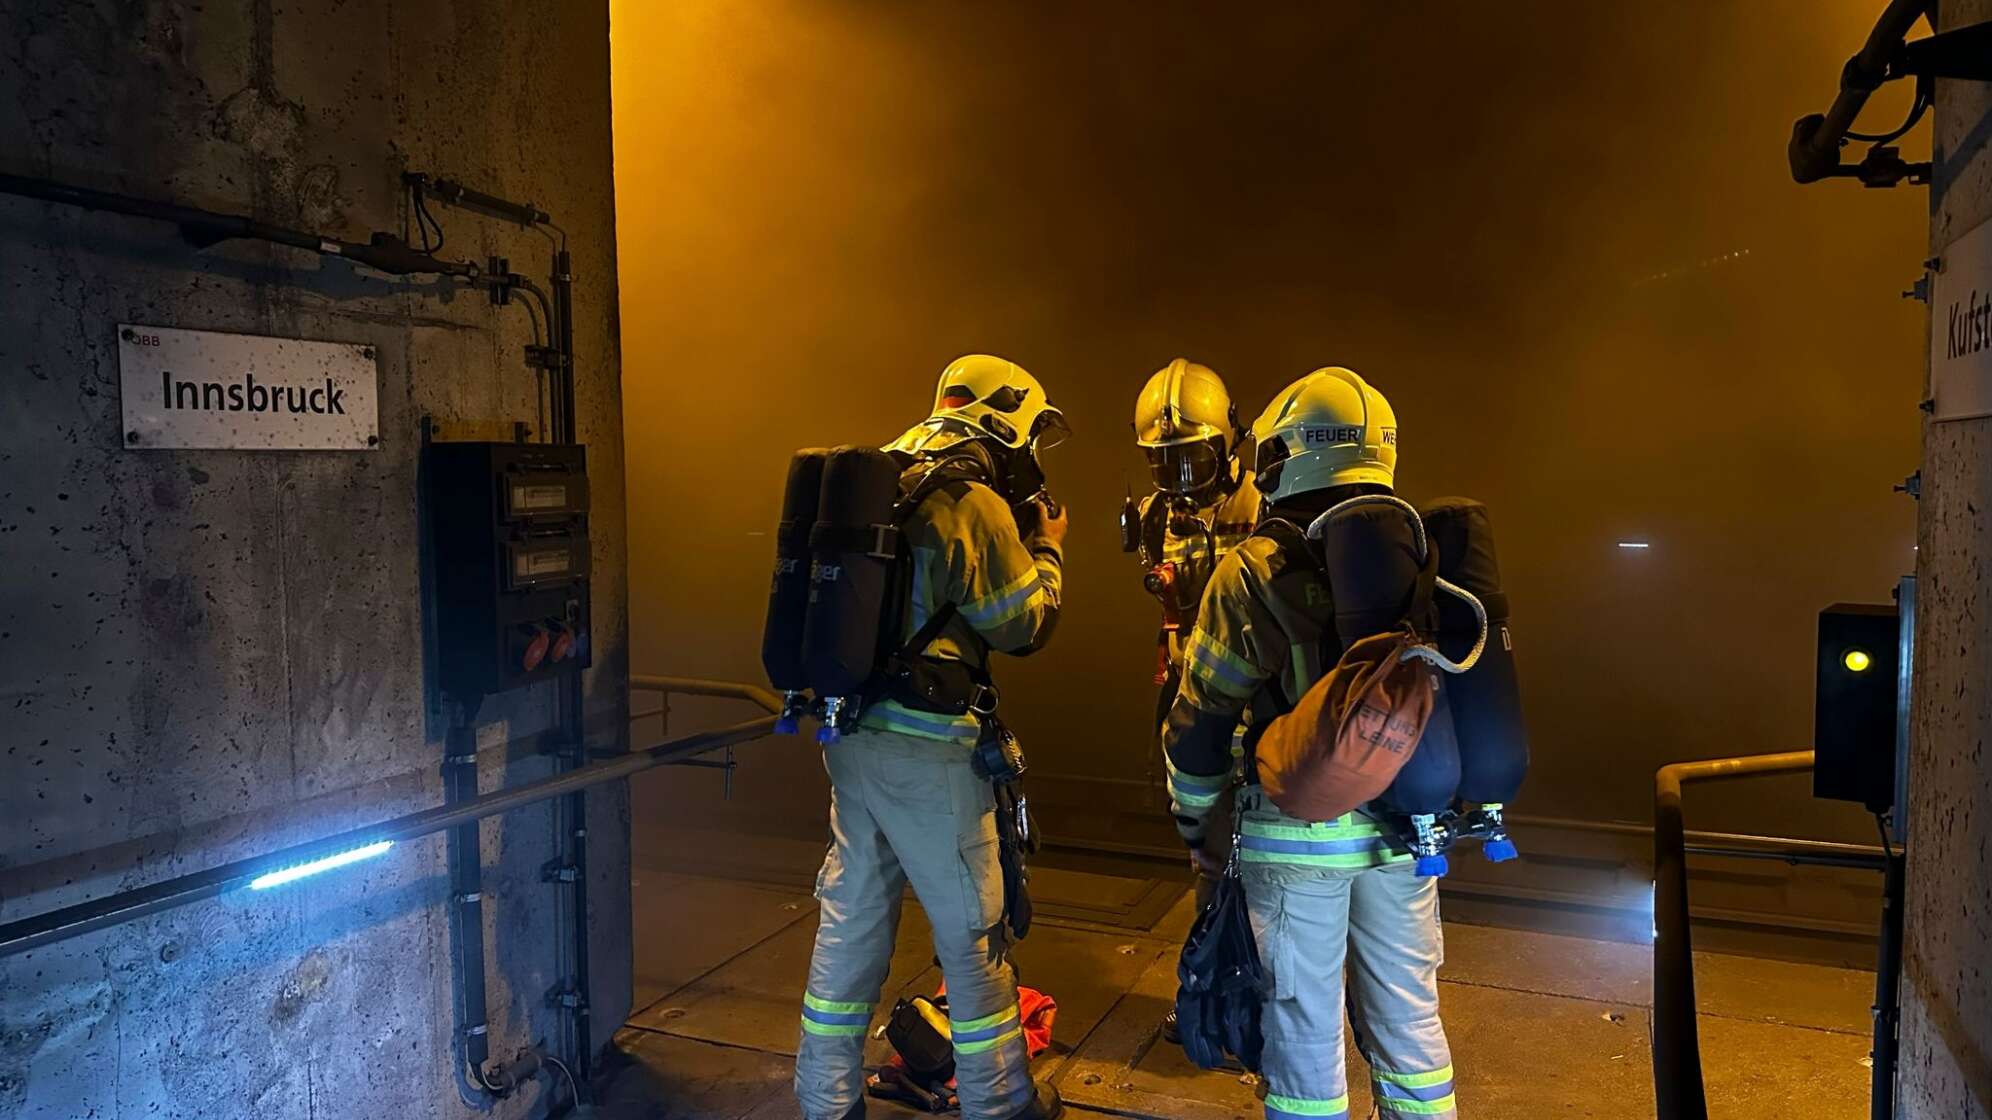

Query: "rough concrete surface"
<box><xmin>612</xmin><ymin>870</ymin><xmax>1880</xmax><ymax>1120</ymax></box>
<box><xmin>1906</xmin><ymin>0</ymin><xmax>1992</xmax><ymax>1116</ymax></box>
<box><xmin>0</xmin><ymin>3</ymin><xmax>627</xmax><ymax>1118</ymax></box>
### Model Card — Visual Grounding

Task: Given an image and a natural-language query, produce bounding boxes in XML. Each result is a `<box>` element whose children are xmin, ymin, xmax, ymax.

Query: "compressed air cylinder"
<box><xmin>800</xmin><ymin>446</ymin><xmax>905</xmax><ymax>699</ymax></box>
<box><xmin>1379</xmin><ymin>677</ymin><xmax>1463</xmax><ymax>816</ymax></box>
<box><xmin>762</xmin><ymin>448</ymin><xmax>830</xmax><ymax>695</ymax></box>
<box><xmin>1316</xmin><ymin>500</ymin><xmax>1422</xmax><ymax>647</ymax></box>
<box><xmin>1422</xmin><ymin>497</ymin><xmax>1528</xmax><ymax>805</ymax></box>
<box><xmin>1317</xmin><ymin>499</ymin><xmax>1461</xmax><ymax>816</ymax></box>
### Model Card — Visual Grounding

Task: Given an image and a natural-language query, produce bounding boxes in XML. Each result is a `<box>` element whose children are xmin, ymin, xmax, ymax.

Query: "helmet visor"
<box><xmin>1145</xmin><ymin>438</ymin><xmax>1223</xmax><ymax>495</ymax></box>
<box><xmin>1031</xmin><ymin>408</ymin><xmax>1071</xmax><ymax>455</ymax></box>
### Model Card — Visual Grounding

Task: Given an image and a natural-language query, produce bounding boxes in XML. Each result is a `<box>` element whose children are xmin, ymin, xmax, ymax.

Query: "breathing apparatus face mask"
<box><xmin>1006</xmin><ymin>411</ymin><xmax>1069</xmax><ymax>506</ymax></box>
<box><xmin>1145</xmin><ymin>436</ymin><xmax>1225</xmax><ymax>497</ymax></box>
<box><xmin>894</xmin><ymin>409</ymin><xmax>1067</xmax><ymax>506</ymax></box>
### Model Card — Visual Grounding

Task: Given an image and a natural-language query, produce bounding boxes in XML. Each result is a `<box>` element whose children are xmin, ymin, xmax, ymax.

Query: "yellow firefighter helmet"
<box><xmin>1132</xmin><ymin>358</ymin><xmax>1240</xmax><ymax>496</ymax></box>
<box><xmin>1250</xmin><ymin>366</ymin><xmax>1397</xmax><ymax>502</ymax></box>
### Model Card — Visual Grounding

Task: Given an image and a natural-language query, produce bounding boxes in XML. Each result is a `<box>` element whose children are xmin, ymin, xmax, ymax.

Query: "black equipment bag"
<box><xmin>1174</xmin><ymin>847</ymin><xmax>1264</xmax><ymax>1072</ymax></box>
<box><xmin>884</xmin><ymin>996</ymin><xmax>956</xmax><ymax>1084</ymax></box>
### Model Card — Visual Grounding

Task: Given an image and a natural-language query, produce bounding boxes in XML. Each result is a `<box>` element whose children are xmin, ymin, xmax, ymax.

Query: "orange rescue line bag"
<box><xmin>1254</xmin><ymin>626</ymin><xmax>1438</xmax><ymax>823</ymax></box>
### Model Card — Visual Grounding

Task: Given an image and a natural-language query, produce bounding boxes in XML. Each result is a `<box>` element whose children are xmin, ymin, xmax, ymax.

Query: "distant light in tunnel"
<box><xmin>1617</xmin><ymin>541</ymin><xmax>1651</xmax><ymax>550</ymax></box>
<box><xmin>249</xmin><ymin>840</ymin><xmax>394</xmax><ymax>890</ymax></box>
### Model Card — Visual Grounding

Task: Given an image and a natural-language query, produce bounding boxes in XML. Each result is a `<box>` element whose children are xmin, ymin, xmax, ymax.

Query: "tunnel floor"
<box><xmin>594</xmin><ymin>830</ymin><xmax>1878</xmax><ymax>1119</ymax></box>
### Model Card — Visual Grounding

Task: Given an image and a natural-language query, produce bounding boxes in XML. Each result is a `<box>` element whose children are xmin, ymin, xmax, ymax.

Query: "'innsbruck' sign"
<box><xmin>1933</xmin><ymin>215</ymin><xmax>1992</xmax><ymax>423</ymax></box>
<box><xmin>118</xmin><ymin>324</ymin><xmax>380</xmax><ymax>450</ymax></box>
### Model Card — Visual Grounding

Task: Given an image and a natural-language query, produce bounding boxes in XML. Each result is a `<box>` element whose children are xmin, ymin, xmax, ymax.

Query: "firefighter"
<box><xmin>794</xmin><ymin>355</ymin><xmax>1068</xmax><ymax>1120</ymax></box>
<box><xmin>1125</xmin><ymin>357</ymin><xmax>1260</xmax><ymax>1043</ymax></box>
<box><xmin>1160</xmin><ymin>367</ymin><xmax>1458</xmax><ymax>1120</ymax></box>
<box><xmin>1128</xmin><ymin>357</ymin><xmax>1263</xmax><ymax>735</ymax></box>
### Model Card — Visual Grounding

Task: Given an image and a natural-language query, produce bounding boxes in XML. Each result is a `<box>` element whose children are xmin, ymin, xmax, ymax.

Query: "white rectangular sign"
<box><xmin>1932</xmin><ymin>215</ymin><xmax>1992</xmax><ymax>422</ymax></box>
<box><xmin>118</xmin><ymin>324</ymin><xmax>380</xmax><ymax>450</ymax></box>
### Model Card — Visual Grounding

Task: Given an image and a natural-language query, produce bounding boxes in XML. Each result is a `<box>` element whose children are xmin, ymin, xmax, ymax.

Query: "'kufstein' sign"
<box><xmin>1932</xmin><ymin>216</ymin><xmax>1992</xmax><ymax>423</ymax></box>
<box><xmin>117</xmin><ymin>324</ymin><xmax>380</xmax><ymax>450</ymax></box>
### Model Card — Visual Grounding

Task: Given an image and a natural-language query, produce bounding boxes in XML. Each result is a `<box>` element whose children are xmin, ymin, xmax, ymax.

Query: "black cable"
<box><xmin>517</xmin><ymin>287</ymin><xmax>544</xmax><ymax>349</ymax></box>
<box><xmin>1874</xmin><ymin>812</ymin><xmax>1897</xmax><ymax>859</ymax></box>
<box><xmin>410</xmin><ymin>183</ymin><xmax>432</xmax><ymax>252</ymax></box>
<box><xmin>408</xmin><ymin>179</ymin><xmax>446</xmax><ymax>254</ymax></box>
<box><xmin>1846</xmin><ymin>75</ymin><xmax>1932</xmax><ymax>144</ymax></box>
<box><xmin>416</xmin><ymin>189</ymin><xmax>446</xmax><ymax>253</ymax></box>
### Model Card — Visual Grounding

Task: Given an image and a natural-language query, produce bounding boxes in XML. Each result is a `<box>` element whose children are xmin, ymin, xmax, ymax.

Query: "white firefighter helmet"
<box><xmin>1133</xmin><ymin>357</ymin><xmax>1240</xmax><ymax>496</ymax></box>
<box><xmin>886</xmin><ymin>355</ymin><xmax>1069</xmax><ymax>489</ymax></box>
<box><xmin>1250</xmin><ymin>366</ymin><xmax>1397</xmax><ymax>502</ymax></box>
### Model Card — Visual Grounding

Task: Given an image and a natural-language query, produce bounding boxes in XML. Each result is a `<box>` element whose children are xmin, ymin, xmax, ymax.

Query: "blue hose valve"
<box><xmin>816</xmin><ymin>724</ymin><xmax>841</xmax><ymax>746</ymax></box>
<box><xmin>1483</xmin><ymin>837</ymin><xmax>1519</xmax><ymax>863</ymax></box>
<box><xmin>1414</xmin><ymin>853</ymin><xmax>1450</xmax><ymax>878</ymax></box>
<box><xmin>774</xmin><ymin>715</ymin><xmax>800</xmax><ymax>735</ymax></box>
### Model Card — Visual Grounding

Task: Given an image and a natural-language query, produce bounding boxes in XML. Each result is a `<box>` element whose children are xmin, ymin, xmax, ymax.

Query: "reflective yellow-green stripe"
<box><xmin>1167</xmin><ymin>758</ymin><xmax>1227</xmax><ymax>809</ymax></box>
<box><xmin>1374</xmin><ymin>1065</ymin><xmax>1454</xmax><ymax>1089</ymax></box>
<box><xmin>953</xmin><ymin>1026</ymin><xmax>1023</xmax><ymax>1054</ymax></box>
<box><xmin>1240</xmin><ymin>848</ymin><xmax>1395</xmax><ymax>869</ymax></box>
<box><xmin>1242</xmin><ymin>816</ymin><xmax>1381</xmax><ymax>840</ymax></box>
<box><xmin>1374</xmin><ymin>1096</ymin><xmax>1456</xmax><ymax>1117</ymax></box>
<box><xmin>1185</xmin><ymin>628</ymin><xmax>1258</xmax><ymax>697</ymax></box>
<box><xmin>1372</xmin><ymin>1063</ymin><xmax>1456</xmax><ymax>1115</ymax></box>
<box><xmin>802</xmin><ymin>994</ymin><xmax>871</xmax><ymax>1016</ymax></box>
<box><xmin>949</xmin><ymin>1003</ymin><xmax>1023</xmax><ymax>1055</ymax></box>
<box><xmin>963</xmin><ymin>565</ymin><xmax>1042</xmax><ymax>627</ymax></box>
<box><xmin>859</xmin><ymin>701</ymin><xmax>980</xmax><ymax>744</ymax></box>
<box><xmin>799</xmin><ymin>992</ymin><xmax>872</xmax><ymax>1038</ymax></box>
<box><xmin>799</xmin><ymin>1017</ymin><xmax>868</xmax><ymax>1037</ymax></box>
<box><xmin>1265</xmin><ymin>1092</ymin><xmax>1351</xmax><ymax>1117</ymax></box>
<box><xmin>949</xmin><ymin>1005</ymin><xmax>1018</xmax><ymax>1033</ymax></box>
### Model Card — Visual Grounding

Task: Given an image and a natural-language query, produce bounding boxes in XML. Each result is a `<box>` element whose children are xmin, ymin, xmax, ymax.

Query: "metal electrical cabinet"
<box><xmin>1813</xmin><ymin>601</ymin><xmax>1899</xmax><ymax>813</ymax></box>
<box><xmin>427</xmin><ymin>441</ymin><xmax>591</xmax><ymax>697</ymax></box>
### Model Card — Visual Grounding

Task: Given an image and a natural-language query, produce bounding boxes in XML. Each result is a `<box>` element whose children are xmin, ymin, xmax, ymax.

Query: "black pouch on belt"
<box><xmin>976</xmin><ymin>719</ymin><xmax>1038</xmax><ymax>941</ymax></box>
<box><xmin>885</xmin><ymin>654</ymin><xmax>988</xmax><ymax>715</ymax></box>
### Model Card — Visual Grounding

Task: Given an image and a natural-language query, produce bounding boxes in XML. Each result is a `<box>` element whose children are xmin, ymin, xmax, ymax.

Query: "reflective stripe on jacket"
<box><xmin>859</xmin><ymin>478</ymin><xmax>1062</xmax><ymax>744</ymax></box>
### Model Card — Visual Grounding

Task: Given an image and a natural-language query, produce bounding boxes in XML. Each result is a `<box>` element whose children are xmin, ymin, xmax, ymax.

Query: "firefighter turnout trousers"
<box><xmin>1238</xmin><ymin>789</ymin><xmax>1459</xmax><ymax>1120</ymax></box>
<box><xmin>795</xmin><ymin>729</ymin><xmax>1034</xmax><ymax>1120</ymax></box>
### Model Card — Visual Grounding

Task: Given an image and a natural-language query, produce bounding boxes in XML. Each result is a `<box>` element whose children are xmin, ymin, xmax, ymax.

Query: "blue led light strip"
<box><xmin>248</xmin><ymin>840</ymin><xmax>394</xmax><ymax>890</ymax></box>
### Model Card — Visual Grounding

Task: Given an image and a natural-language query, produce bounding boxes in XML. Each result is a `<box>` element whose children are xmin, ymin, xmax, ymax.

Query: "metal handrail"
<box><xmin>0</xmin><ymin>702</ymin><xmax>779</xmax><ymax>959</ymax></box>
<box><xmin>630</xmin><ymin>674</ymin><xmax>782</xmax><ymax>716</ymax></box>
<box><xmin>1653</xmin><ymin>750</ymin><xmax>1816</xmax><ymax>1120</ymax></box>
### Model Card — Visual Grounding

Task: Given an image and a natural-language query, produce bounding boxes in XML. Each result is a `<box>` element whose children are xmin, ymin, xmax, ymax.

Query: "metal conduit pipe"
<box><xmin>0</xmin><ymin>715</ymin><xmax>776</xmax><ymax>960</ymax></box>
<box><xmin>1652</xmin><ymin>750</ymin><xmax>1816</xmax><ymax>1120</ymax></box>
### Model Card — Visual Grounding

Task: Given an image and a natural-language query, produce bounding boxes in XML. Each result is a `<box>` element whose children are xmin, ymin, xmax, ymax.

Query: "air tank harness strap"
<box><xmin>806</xmin><ymin>521</ymin><xmax>899</xmax><ymax>559</ymax></box>
<box><xmin>1304</xmin><ymin>494</ymin><xmax>1489</xmax><ymax>674</ymax></box>
<box><xmin>876</xmin><ymin>602</ymin><xmax>1001</xmax><ymax>717</ymax></box>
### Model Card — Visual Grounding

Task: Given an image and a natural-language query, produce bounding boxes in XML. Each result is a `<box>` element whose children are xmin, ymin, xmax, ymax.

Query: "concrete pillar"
<box><xmin>1904</xmin><ymin>0</ymin><xmax>1992</xmax><ymax>1115</ymax></box>
<box><xmin>0</xmin><ymin>3</ymin><xmax>627</xmax><ymax>1118</ymax></box>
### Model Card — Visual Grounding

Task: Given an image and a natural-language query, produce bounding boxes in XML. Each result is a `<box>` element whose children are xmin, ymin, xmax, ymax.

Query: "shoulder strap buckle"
<box><xmin>966</xmin><ymin>682</ymin><xmax>1001</xmax><ymax>717</ymax></box>
<box><xmin>867</xmin><ymin>523</ymin><xmax>898</xmax><ymax>560</ymax></box>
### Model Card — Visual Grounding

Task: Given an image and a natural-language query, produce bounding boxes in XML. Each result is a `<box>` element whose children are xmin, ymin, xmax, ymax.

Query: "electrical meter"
<box><xmin>427</xmin><ymin>441</ymin><xmax>591</xmax><ymax>696</ymax></box>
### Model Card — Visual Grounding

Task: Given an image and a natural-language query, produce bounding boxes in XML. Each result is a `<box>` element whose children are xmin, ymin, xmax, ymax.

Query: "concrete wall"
<box><xmin>0</xmin><ymin>3</ymin><xmax>627</xmax><ymax>1118</ymax></box>
<box><xmin>1905</xmin><ymin>1</ymin><xmax>1992</xmax><ymax>1115</ymax></box>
